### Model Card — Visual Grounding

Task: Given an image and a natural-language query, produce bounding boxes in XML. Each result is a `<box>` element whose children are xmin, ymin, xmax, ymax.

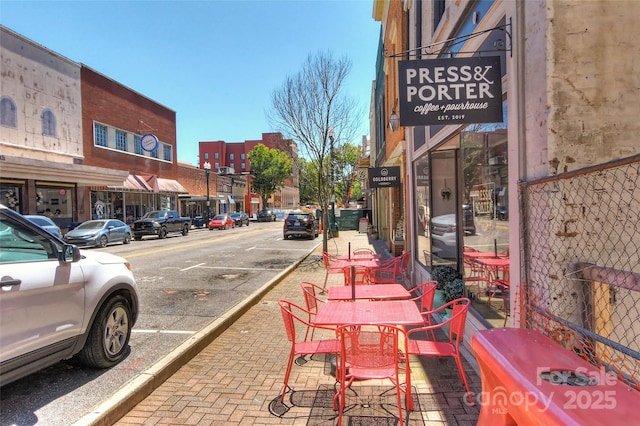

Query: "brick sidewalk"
<box><xmin>113</xmin><ymin>231</ymin><xmax>481</xmax><ymax>425</ymax></box>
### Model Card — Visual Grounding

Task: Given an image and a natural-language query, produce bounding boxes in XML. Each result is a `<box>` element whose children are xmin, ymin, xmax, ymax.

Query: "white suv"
<box><xmin>0</xmin><ymin>204</ymin><xmax>139</xmax><ymax>386</ymax></box>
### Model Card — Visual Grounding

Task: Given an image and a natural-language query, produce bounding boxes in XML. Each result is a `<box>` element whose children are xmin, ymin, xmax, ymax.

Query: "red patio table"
<box><xmin>335</xmin><ymin>253</ymin><xmax>382</xmax><ymax>261</ymax></box>
<box><xmin>463</xmin><ymin>251</ymin><xmax>502</xmax><ymax>260</ymax></box>
<box><xmin>330</xmin><ymin>260</ymin><xmax>381</xmax><ymax>270</ymax></box>
<box><xmin>473</xmin><ymin>257</ymin><xmax>510</xmax><ymax>304</ymax></box>
<box><xmin>312</xmin><ymin>300</ymin><xmax>423</xmax><ymax>326</ymax></box>
<box><xmin>328</xmin><ymin>284</ymin><xmax>411</xmax><ymax>301</ymax></box>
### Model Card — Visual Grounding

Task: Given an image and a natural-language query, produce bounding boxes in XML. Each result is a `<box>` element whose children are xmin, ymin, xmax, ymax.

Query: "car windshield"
<box><xmin>213</xmin><ymin>215</ymin><xmax>226</xmax><ymax>220</ymax></box>
<box><xmin>142</xmin><ymin>211</ymin><xmax>166</xmax><ymax>219</ymax></box>
<box><xmin>230</xmin><ymin>213</ymin><xmax>240</xmax><ymax>217</ymax></box>
<box><xmin>27</xmin><ymin>217</ymin><xmax>52</xmax><ymax>226</ymax></box>
<box><xmin>76</xmin><ymin>221</ymin><xmax>106</xmax><ymax>230</ymax></box>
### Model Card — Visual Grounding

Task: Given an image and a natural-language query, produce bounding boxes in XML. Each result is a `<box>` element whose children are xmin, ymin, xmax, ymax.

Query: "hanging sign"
<box><xmin>368</xmin><ymin>166</ymin><xmax>401</xmax><ymax>188</ymax></box>
<box><xmin>398</xmin><ymin>56</ymin><xmax>503</xmax><ymax>126</ymax></box>
<box><xmin>140</xmin><ymin>133</ymin><xmax>159</xmax><ymax>152</ymax></box>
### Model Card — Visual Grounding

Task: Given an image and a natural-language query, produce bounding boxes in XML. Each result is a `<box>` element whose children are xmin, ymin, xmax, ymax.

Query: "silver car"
<box><xmin>64</xmin><ymin>219</ymin><xmax>132</xmax><ymax>248</ymax></box>
<box><xmin>24</xmin><ymin>214</ymin><xmax>63</xmax><ymax>239</ymax></box>
<box><xmin>0</xmin><ymin>205</ymin><xmax>139</xmax><ymax>386</ymax></box>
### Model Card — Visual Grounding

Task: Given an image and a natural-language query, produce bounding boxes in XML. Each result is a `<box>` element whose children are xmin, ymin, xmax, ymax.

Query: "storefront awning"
<box><xmin>2</xmin><ymin>155</ymin><xmax>129</xmax><ymax>187</ymax></box>
<box><xmin>107</xmin><ymin>175</ymin><xmax>188</xmax><ymax>193</ymax></box>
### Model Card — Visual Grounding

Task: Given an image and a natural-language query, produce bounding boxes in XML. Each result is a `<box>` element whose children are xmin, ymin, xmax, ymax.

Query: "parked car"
<box><xmin>495</xmin><ymin>205</ymin><xmax>508</xmax><ymax>221</ymax></box>
<box><xmin>257</xmin><ymin>210</ymin><xmax>276</xmax><ymax>222</ymax></box>
<box><xmin>0</xmin><ymin>204</ymin><xmax>139</xmax><ymax>386</ymax></box>
<box><xmin>24</xmin><ymin>214</ymin><xmax>62</xmax><ymax>239</ymax></box>
<box><xmin>431</xmin><ymin>209</ymin><xmax>476</xmax><ymax>259</ymax></box>
<box><xmin>283</xmin><ymin>210</ymin><xmax>319</xmax><ymax>240</ymax></box>
<box><xmin>462</xmin><ymin>204</ymin><xmax>477</xmax><ymax>235</ymax></box>
<box><xmin>64</xmin><ymin>219</ymin><xmax>132</xmax><ymax>248</ymax></box>
<box><xmin>209</xmin><ymin>214</ymin><xmax>235</xmax><ymax>230</ymax></box>
<box><xmin>229</xmin><ymin>212</ymin><xmax>250</xmax><ymax>227</ymax></box>
<box><xmin>132</xmin><ymin>210</ymin><xmax>191</xmax><ymax>240</ymax></box>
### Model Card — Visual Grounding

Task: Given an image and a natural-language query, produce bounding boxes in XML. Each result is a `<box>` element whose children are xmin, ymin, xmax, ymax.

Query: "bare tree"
<box><xmin>268</xmin><ymin>51</ymin><xmax>362</xmax><ymax>253</ymax></box>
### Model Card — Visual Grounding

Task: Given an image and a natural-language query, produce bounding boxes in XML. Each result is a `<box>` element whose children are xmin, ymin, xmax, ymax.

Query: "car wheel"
<box><xmin>99</xmin><ymin>235</ymin><xmax>108</xmax><ymax>248</ymax></box>
<box><xmin>78</xmin><ymin>295</ymin><xmax>132</xmax><ymax>368</ymax></box>
<box><xmin>123</xmin><ymin>233</ymin><xmax>132</xmax><ymax>244</ymax></box>
<box><xmin>158</xmin><ymin>227</ymin><xmax>167</xmax><ymax>239</ymax></box>
<box><xmin>182</xmin><ymin>224</ymin><xmax>189</xmax><ymax>236</ymax></box>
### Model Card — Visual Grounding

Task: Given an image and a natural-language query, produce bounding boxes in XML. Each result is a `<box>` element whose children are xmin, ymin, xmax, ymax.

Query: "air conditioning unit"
<box><xmin>218</xmin><ymin>167</ymin><xmax>235</xmax><ymax>175</ymax></box>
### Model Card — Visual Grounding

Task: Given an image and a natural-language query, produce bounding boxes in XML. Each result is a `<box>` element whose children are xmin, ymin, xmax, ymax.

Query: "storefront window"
<box><xmin>35</xmin><ymin>183</ymin><xmax>73</xmax><ymax>217</ymax></box>
<box><xmin>415</xmin><ymin>156</ymin><xmax>432</xmax><ymax>266</ymax></box>
<box><xmin>413</xmin><ymin>102</ymin><xmax>509</xmax><ymax>325</ymax></box>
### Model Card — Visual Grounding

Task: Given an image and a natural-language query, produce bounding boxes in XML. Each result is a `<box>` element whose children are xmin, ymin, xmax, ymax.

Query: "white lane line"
<box><xmin>132</xmin><ymin>329</ymin><xmax>195</xmax><ymax>335</ymax></box>
<box><xmin>199</xmin><ymin>266</ymin><xmax>283</xmax><ymax>271</ymax></box>
<box><xmin>180</xmin><ymin>263</ymin><xmax>205</xmax><ymax>271</ymax></box>
<box><xmin>246</xmin><ymin>246</ymin><xmax>256</xmax><ymax>251</ymax></box>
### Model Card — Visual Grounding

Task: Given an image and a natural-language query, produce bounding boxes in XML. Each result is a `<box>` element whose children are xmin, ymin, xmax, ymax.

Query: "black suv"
<box><xmin>283</xmin><ymin>210</ymin><xmax>319</xmax><ymax>239</ymax></box>
<box><xmin>257</xmin><ymin>210</ymin><xmax>276</xmax><ymax>222</ymax></box>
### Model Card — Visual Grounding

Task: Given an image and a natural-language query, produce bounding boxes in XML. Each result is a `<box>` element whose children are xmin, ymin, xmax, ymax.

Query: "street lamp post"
<box><xmin>203</xmin><ymin>161</ymin><xmax>211</xmax><ymax>222</ymax></box>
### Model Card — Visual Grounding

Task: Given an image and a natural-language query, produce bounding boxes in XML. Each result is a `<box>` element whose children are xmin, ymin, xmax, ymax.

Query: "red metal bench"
<box><xmin>471</xmin><ymin>327</ymin><xmax>640</xmax><ymax>425</ymax></box>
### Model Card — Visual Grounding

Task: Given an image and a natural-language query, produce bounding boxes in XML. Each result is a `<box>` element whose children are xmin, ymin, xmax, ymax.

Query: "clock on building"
<box><xmin>141</xmin><ymin>133</ymin><xmax>159</xmax><ymax>152</ymax></box>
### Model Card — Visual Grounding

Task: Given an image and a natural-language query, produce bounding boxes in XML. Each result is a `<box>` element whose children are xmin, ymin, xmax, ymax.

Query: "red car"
<box><xmin>208</xmin><ymin>214</ymin><xmax>235</xmax><ymax>230</ymax></box>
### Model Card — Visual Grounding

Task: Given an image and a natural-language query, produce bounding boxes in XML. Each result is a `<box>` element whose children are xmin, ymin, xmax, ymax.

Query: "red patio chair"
<box><xmin>368</xmin><ymin>257</ymin><xmax>401</xmax><ymax>284</ymax></box>
<box><xmin>342</xmin><ymin>265</ymin><xmax>370</xmax><ymax>286</ymax></box>
<box><xmin>399</xmin><ymin>251</ymin><xmax>411</xmax><ymax>284</ymax></box>
<box><xmin>408</xmin><ymin>281</ymin><xmax>438</xmax><ymax>339</ymax></box>
<box><xmin>321</xmin><ymin>251</ymin><xmax>342</xmax><ymax>289</ymax></box>
<box><xmin>299</xmin><ymin>281</ymin><xmax>328</xmax><ymax>340</ymax></box>
<box><xmin>278</xmin><ymin>300</ymin><xmax>340</xmax><ymax>402</ymax></box>
<box><xmin>334</xmin><ymin>324</ymin><xmax>412</xmax><ymax>425</ymax></box>
<box><xmin>406</xmin><ymin>298</ymin><xmax>473</xmax><ymax>403</ymax></box>
<box><xmin>352</xmin><ymin>247</ymin><xmax>375</xmax><ymax>256</ymax></box>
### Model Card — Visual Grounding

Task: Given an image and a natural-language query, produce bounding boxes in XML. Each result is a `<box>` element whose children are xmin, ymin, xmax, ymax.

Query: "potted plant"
<box><xmin>443</xmin><ymin>277</ymin><xmax>465</xmax><ymax>304</ymax></box>
<box><xmin>431</xmin><ymin>265</ymin><xmax>463</xmax><ymax>309</ymax></box>
<box><xmin>368</xmin><ymin>225</ymin><xmax>378</xmax><ymax>240</ymax></box>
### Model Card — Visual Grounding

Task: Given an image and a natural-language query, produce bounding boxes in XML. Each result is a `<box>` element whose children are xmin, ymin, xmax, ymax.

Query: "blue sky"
<box><xmin>2</xmin><ymin>0</ymin><xmax>380</xmax><ymax>165</ymax></box>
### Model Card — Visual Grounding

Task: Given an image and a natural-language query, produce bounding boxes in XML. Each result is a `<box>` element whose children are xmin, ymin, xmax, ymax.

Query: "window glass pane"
<box><xmin>95</xmin><ymin>123</ymin><xmax>107</xmax><ymax>147</ymax></box>
<box><xmin>460</xmin><ymin>103</ymin><xmax>509</xmax><ymax>323</ymax></box>
<box><xmin>0</xmin><ymin>216</ymin><xmax>56</xmax><ymax>263</ymax></box>
<box><xmin>42</xmin><ymin>110</ymin><xmax>56</xmax><ymax>136</ymax></box>
<box><xmin>134</xmin><ymin>135</ymin><xmax>143</xmax><ymax>155</ymax></box>
<box><xmin>0</xmin><ymin>97</ymin><xmax>17</xmax><ymax>128</ymax></box>
<box><xmin>415</xmin><ymin>155</ymin><xmax>432</xmax><ymax>266</ymax></box>
<box><xmin>116</xmin><ymin>129</ymin><xmax>127</xmax><ymax>151</ymax></box>
<box><xmin>163</xmin><ymin>144</ymin><xmax>172</xmax><ymax>161</ymax></box>
<box><xmin>430</xmin><ymin>150</ymin><xmax>459</xmax><ymax>267</ymax></box>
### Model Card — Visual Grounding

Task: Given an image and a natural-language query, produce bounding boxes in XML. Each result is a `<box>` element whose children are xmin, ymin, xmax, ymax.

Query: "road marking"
<box><xmin>125</xmin><ymin>228</ymin><xmax>264</xmax><ymax>258</ymax></box>
<box><xmin>246</xmin><ymin>246</ymin><xmax>256</xmax><ymax>251</ymax></box>
<box><xmin>180</xmin><ymin>263</ymin><xmax>205</xmax><ymax>271</ymax></box>
<box><xmin>199</xmin><ymin>266</ymin><xmax>283</xmax><ymax>271</ymax></box>
<box><xmin>132</xmin><ymin>329</ymin><xmax>195</xmax><ymax>334</ymax></box>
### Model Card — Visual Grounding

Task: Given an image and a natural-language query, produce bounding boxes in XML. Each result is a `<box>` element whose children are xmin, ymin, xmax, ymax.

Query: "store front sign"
<box><xmin>398</xmin><ymin>56</ymin><xmax>503</xmax><ymax>126</ymax></box>
<box><xmin>369</xmin><ymin>167</ymin><xmax>401</xmax><ymax>188</ymax></box>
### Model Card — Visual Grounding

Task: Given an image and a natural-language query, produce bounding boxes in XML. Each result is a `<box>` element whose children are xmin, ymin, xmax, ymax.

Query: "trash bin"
<box><xmin>192</xmin><ymin>216</ymin><xmax>204</xmax><ymax>228</ymax></box>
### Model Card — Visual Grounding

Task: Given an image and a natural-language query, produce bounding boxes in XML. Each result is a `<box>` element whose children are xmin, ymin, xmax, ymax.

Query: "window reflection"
<box><xmin>414</xmin><ymin>102</ymin><xmax>510</xmax><ymax>325</ymax></box>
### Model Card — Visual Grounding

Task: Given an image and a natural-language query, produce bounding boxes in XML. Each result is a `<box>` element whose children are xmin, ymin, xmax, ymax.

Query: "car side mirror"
<box><xmin>61</xmin><ymin>243</ymin><xmax>81</xmax><ymax>263</ymax></box>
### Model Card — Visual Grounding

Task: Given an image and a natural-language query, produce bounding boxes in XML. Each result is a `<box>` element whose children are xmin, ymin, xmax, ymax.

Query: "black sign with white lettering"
<box><xmin>398</xmin><ymin>56</ymin><xmax>503</xmax><ymax>126</ymax></box>
<box><xmin>368</xmin><ymin>166</ymin><xmax>401</xmax><ymax>188</ymax></box>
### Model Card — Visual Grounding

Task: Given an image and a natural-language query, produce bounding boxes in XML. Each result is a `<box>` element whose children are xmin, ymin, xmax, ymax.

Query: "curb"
<box><xmin>73</xmin><ymin>243</ymin><xmax>320</xmax><ymax>426</ymax></box>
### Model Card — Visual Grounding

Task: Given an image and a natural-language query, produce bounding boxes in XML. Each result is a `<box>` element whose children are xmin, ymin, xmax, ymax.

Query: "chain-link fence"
<box><xmin>519</xmin><ymin>153</ymin><xmax>640</xmax><ymax>390</ymax></box>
